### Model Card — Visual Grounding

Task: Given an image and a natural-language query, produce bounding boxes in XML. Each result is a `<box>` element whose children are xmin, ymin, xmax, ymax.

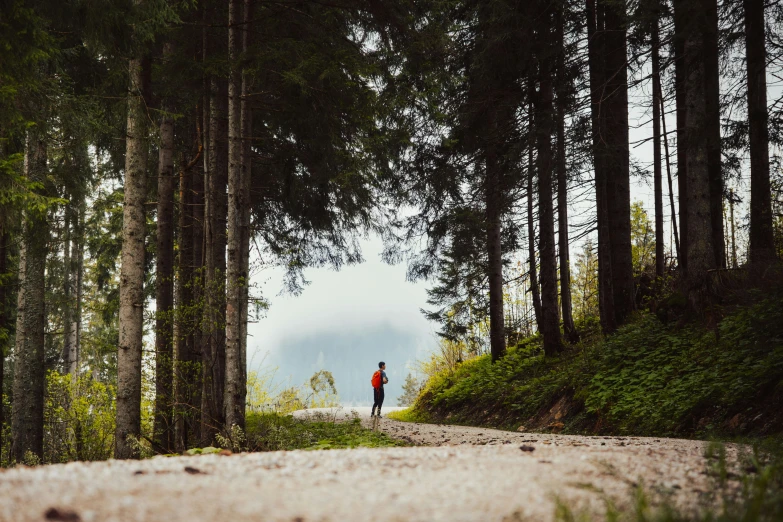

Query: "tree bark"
<box><xmin>652</xmin><ymin>4</ymin><xmax>665</xmax><ymax>277</ymax></box>
<box><xmin>674</xmin><ymin>0</ymin><xmax>718</xmax><ymax>305</ymax></box>
<box><xmin>62</xmin><ymin>203</ymin><xmax>74</xmax><ymax>373</ymax></box>
<box><xmin>70</xmin><ymin>204</ymin><xmax>84</xmax><ymax>377</ymax></box>
<box><xmin>602</xmin><ymin>0</ymin><xmax>634</xmax><ymax>324</ymax></box>
<box><xmin>12</xmin><ymin>129</ymin><xmax>48</xmax><ymax>463</ymax></box>
<box><xmin>202</xmin><ymin>72</ymin><xmax>228</xmax><ymax>443</ymax></box>
<box><xmin>239</xmin><ymin>0</ymin><xmax>253</xmax><ymax>420</ymax></box>
<box><xmin>730</xmin><ymin>189</ymin><xmax>738</xmax><ymax>268</ymax></box>
<box><xmin>703</xmin><ymin>0</ymin><xmax>724</xmax><ymax>270</ymax></box>
<box><xmin>586</xmin><ymin>0</ymin><xmax>616</xmax><ymax>332</ymax></box>
<box><xmin>526</xmin><ymin>93</ymin><xmax>542</xmax><ymax>332</ymax></box>
<box><xmin>225</xmin><ymin>0</ymin><xmax>246</xmax><ymax>430</ymax></box>
<box><xmin>657</xmin><ymin>73</ymin><xmax>681</xmax><ymax>263</ymax></box>
<box><xmin>674</xmin><ymin>3</ymin><xmax>688</xmax><ymax>274</ymax></box>
<box><xmin>486</xmin><ymin>132</ymin><xmax>506</xmax><ymax>362</ymax></box>
<box><xmin>115</xmin><ymin>48</ymin><xmax>148</xmax><ymax>460</ymax></box>
<box><xmin>744</xmin><ymin>0</ymin><xmax>775</xmax><ymax>266</ymax></box>
<box><xmin>154</xmin><ymin>41</ymin><xmax>176</xmax><ymax>453</ymax></box>
<box><xmin>555</xmin><ymin>4</ymin><xmax>577</xmax><ymax>342</ymax></box>
<box><xmin>0</xmin><ymin>230</ymin><xmax>7</xmax><ymax>456</ymax></box>
<box><xmin>175</xmin><ymin>163</ymin><xmax>194</xmax><ymax>452</ymax></box>
<box><xmin>535</xmin><ymin>15</ymin><xmax>563</xmax><ymax>357</ymax></box>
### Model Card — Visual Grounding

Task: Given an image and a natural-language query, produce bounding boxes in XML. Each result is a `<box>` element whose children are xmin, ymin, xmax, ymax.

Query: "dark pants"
<box><xmin>372</xmin><ymin>387</ymin><xmax>385</xmax><ymax>415</ymax></box>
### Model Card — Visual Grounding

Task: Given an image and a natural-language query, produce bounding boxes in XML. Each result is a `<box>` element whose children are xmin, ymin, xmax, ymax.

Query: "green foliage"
<box><xmin>630</xmin><ymin>200</ymin><xmax>656</xmax><ymax>277</ymax></box>
<box><xmin>405</xmin><ymin>292</ymin><xmax>783</xmax><ymax>437</ymax></box>
<box><xmin>247</xmin><ymin>369</ymin><xmax>340</xmax><ymax>414</ymax></box>
<box><xmin>398</xmin><ymin>373</ymin><xmax>425</xmax><ymax>407</ymax></box>
<box><xmin>244</xmin><ymin>412</ymin><xmax>406</xmax><ymax>452</ymax></box>
<box><xmin>387</xmin><ymin>407</ymin><xmax>431</xmax><ymax>424</ymax></box>
<box><xmin>43</xmin><ymin>371</ymin><xmax>116</xmax><ymax>463</ymax></box>
<box><xmin>587</xmin><ymin>300</ymin><xmax>783</xmax><ymax>435</ymax></box>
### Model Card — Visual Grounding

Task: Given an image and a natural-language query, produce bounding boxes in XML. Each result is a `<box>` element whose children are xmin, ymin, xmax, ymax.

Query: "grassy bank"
<box><xmin>398</xmin><ymin>291</ymin><xmax>783</xmax><ymax>439</ymax></box>
<box><xmin>242</xmin><ymin>412</ymin><xmax>406</xmax><ymax>451</ymax></box>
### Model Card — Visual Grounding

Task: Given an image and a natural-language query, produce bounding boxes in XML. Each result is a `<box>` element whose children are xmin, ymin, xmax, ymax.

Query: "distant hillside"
<box><xmin>260</xmin><ymin>324</ymin><xmax>430</xmax><ymax>406</ymax></box>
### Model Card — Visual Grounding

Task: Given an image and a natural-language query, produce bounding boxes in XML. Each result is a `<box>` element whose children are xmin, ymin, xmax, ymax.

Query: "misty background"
<box><xmin>247</xmin><ymin>237</ymin><xmax>436</xmax><ymax>406</ymax></box>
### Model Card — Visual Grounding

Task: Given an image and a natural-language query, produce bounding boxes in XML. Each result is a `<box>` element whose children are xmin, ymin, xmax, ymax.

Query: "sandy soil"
<box><xmin>0</xmin><ymin>412</ymin><xmax>737</xmax><ymax>522</ymax></box>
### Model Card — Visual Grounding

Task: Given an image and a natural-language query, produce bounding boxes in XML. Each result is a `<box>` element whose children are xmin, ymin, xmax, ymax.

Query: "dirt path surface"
<box><xmin>0</xmin><ymin>414</ymin><xmax>731</xmax><ymax>522</ymax></box>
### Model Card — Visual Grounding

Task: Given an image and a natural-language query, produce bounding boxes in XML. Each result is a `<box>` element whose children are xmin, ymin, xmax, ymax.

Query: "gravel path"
<box><xmin>0</xmin><ymin>412</ymin><xmax>733</xmax><ymax>522</ymax></box>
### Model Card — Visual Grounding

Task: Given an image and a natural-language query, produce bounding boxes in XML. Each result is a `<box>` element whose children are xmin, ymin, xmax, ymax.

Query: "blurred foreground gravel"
<box><xmin>0</xmin><ymin>417</ymin><xmax>732</xmax><ymax>522</ymax></box>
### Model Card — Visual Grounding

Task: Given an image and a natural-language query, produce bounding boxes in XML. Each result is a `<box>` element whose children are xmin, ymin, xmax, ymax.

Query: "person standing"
<box><xmin>371</xmin><ymin>361</ymin><xmax>388</xmax><ymax>417</ymax></box>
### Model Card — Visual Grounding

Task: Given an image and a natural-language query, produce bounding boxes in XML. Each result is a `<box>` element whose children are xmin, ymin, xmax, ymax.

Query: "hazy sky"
<box><xmin>246</xmin><ymin>236</ymin><xmax>437</xmax><ymax>404</ymax></box>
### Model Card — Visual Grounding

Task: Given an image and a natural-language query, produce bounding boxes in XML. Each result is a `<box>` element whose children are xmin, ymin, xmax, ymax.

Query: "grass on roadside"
<box><xmin>553</xmin><ymin>438</ymin><xmax>783</xmax><ymax>522</ymax></box>
<box><xmin>243</xmin><ymin>412</ymin><xmax>408</xmax><ymax>451</ymax></box>
<box><xmin>386</xmin><ymin>408</ymin><xmax>431</xmax><ymax>423</ymax></box>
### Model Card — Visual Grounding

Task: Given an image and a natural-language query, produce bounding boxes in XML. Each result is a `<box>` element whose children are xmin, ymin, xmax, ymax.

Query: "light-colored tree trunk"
<box><xmin>526</xmin><ymin>92</ymin><xmax>542</xmax><ymax>332</ymax></box>
<box><xmin>62</xmin><ymin>203</ymin><xmax>74</xmax><ymax>373</ymax></box>
<box><xmin>12</xmin><ymin>129</ymin><xmax>48</xmax><ymax>463</ymax></box>
<box><xmin>115</xmin><ymin>48</ymin><xmax>148</xmax><ymax>460</ymax></box>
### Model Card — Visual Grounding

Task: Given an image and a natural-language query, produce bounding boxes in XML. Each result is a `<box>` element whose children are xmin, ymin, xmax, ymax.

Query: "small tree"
<box><xmin>398</xmin><ymin>373</ymin><xmax>424</xmax><ymax>407</ymax></box>
<box><xmin>631</xmin><ymin>201</ymin><xmax>656</xmax><ymax>277</ymax></box>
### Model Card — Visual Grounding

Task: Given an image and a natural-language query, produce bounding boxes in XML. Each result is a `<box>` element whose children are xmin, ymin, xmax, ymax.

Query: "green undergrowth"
<box><xmin>405</xmin><ymin>290</ymin><xmax>783</xmax><ymax>438</ymax></box>
<box><xmin>242</xmin><ymin>412</ymin><xmax>407</xmax><ymax>451</ymax></box>
<box><xmin>386</xmin><ymin>408</ymin><xmax>431</xmax><ymax>423</ymax></box>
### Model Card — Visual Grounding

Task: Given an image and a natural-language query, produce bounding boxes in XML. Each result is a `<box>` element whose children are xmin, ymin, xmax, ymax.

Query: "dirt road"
<box><xmin>0</xmin><ymin>414</ymin><xmax>732</xmax><ymax>522</ymax></box>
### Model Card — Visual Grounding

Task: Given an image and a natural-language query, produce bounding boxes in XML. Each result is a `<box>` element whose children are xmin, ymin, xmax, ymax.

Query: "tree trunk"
<box><xmin>175</xmin><ymin>164</ymin><xmax>193</xmax><ymax>452</ymax></box>
<box><xmin>657</xmin><ymin>73</ymin><xmax>681</xmax><ymax>263</ymax></box>
<box><xmin>602</xmin><ymin>0</ymin><xmax>634</xmax><ymax>324</ymax></box>
<box><xmin>225</xmin><ymin>0</ymin><xmax>246</xmax><ymax>430</ymax></box>
<box><xmin>652</xmin><ymin>4</ymin><xmax>665</xmax><ymax>277</ymax></box>
<box><xmin>239</xmin><ymin>0</ymin><xmax>253</xmax><ymax>420</ymax></box>
<box><xmin>703</xmin><ymin>0</ymin><xmax>724</xmax><ymax>270</ymax></box>
<box><xmin>586</xmin><ymin>0</ymin><xmax>616</xmax><ymax>332</ymax></box>
<box><xmin>674</xmin><ymin>0</ymin><xmax>718</xmax><ymax>305</ymax></box>
<box><xmin>674</xmin><ymin>5</ymin><xmax>688</xmax><ymax>275</ymax></box>
<box><xmin>0</xmin><ymin>230</ymin><xmax>7</xmax><ymax>456</ymax></box>
<box><xmin>744</xmin><ymin>0</ymin><xmax>775</xmax><ymax>266</ymax></box>
<box><xmin>526</xmin><ymin>94</ymin><xmax>542</xmax><ymax>332</ymax></box>
<box><xmin>555</xmin><ymin>4</ymin><xmax>577</xmax><ymax>342</ymax></box>
<box><xmin>730</xmin><ymin>189</ymin><xmax>738</xmax><ymax>268</ymax></box>
<box><xmin>70</xmin><ymin>204</ymin><xmax>83</xmax><ymax>376</ymax></box>
<box><xmin>62</xmin><ymin>203</ymin><xmax>74</xmax><ymax>373</ymax></box>
<box><xmin>202</xmin><ymin>72</ymin><xmax>228</xmax><ymax>443</ymax></box>
<box><xmin>154</xmin><ymin>42</ymin><xmax>176</xmax><ymax>453</ymax></box>
<box><xmin>486</xmin><ymin>132</ymin><xmax>506</xmax><ymax>362</ymax></box>
<box><xmin>12</xmin><ymin>129</ymin><xmax>48</xmax><ymax>463</ymax></box>
<box><xmin>535</xmin><ymin>16</ymin><xmax>563</xmax><ymax>357</ymax></box>
<box><xmin>115</xmin><ymin>49</ymin><xmax>148</xmax><ymax>460</ymax></box>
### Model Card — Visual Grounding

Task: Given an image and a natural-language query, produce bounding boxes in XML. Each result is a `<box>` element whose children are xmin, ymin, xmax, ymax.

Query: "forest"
<box><xmin>1</xmin><ymin>0</ymin><xmax>782</xmax><ymax>468</ymax></box>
